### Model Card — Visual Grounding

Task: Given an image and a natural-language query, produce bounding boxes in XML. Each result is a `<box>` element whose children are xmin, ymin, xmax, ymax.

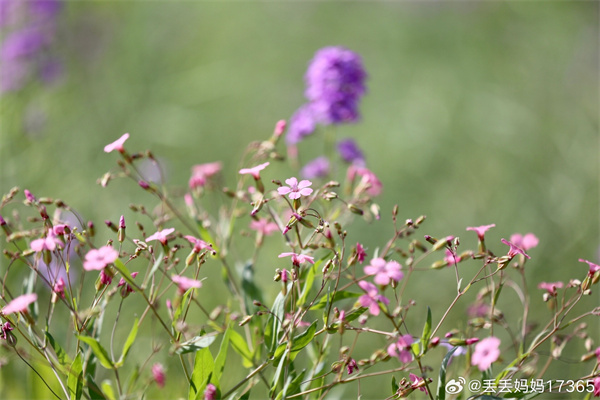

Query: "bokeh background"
<box><xmin>1</xmin><ymin>1</ymin><xmax>598</xmax><ymax>399</ymax></box>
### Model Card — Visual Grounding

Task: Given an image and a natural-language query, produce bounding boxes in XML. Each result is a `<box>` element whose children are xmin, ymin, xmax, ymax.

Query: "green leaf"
<box><xmin>101</xmin><ymin>380</ymin><xmax>116</xmax><ymax>400</ymax></box>
<box><xmin>310</xmin><ymin>291</ymin><xmax>361</xmax><ymax>310</ymax></box>
<box><xmin>189</xmin><ymin>347</ymin><xmax>215</xmax><ymax>400</ymax></box>
<box><xmin>116</xmin><ymin>318</ymin><xmax>139</xmax><ymax>367</ymax></box>
<box><xmin>241</xmin><ymin>262</ymin><xmax>263</xmax><ymax>311</ymax></box>
<box><xmin>391</xmin><ymin>376</ymin><xmax>399</xmax><ymax>394</ymax></box>
<box><xmin>68</xmin><ymin>353</ymin><xmax>83</xmax><ymax>400</ymax></box>
<box><xmin>112</xmin><ymin>259</ymin><xmax>136</xmax><ymax>288</ymax></box>
<box><xmin>87</xmin><ymin>375</ymin><xmax>106</xmax><ymax>400</ymax></box>
<box><xmin>264</xmin><ymin>291</ymin><xmax>286</xmax><ymax>352</ymax></box>
<box><xmin>298</xmin><ymin>261</ymin><xmax>320</xmax><ymax>307</ymax></box>
<box><xmin>436</xmin><ymin>346</ymin><xmax>458</xmax><ymax>400</ymax></box>
<box><xmin>45</xmin><ymin>331</ymin><xmax>72</xmax><ymax>370</ymax></box>
<box><xmin>144</xmin><ymin>251</ymin><xmax>164</xmax><ymax>286</ymax></box>
<box><xmin>211</xmin><ymin>328</ymin><xmax>231</xmax><ymax>388</ymax></box>
<box><xmin>270</xmin><ymin>347</ymin><xmax>289</xmax><ymax>397</ymax></box>
<box><xmin>229</xmin><ymin>329</ymin><xmax>254</xmax><ymax>368</ymax></box>
<box><xmin>273</xmin><ymin>321</ymin><xmax>317</xmax><ymax>360</ymax></box>
<box><xmin>175</xmin><ymin>333</ymin><xmax>217</xmax><ymax>355</ymax></box>
<box><xmin>420</xmin><ymin>306</ymin><xmax>432</xmax><ymax>355</ymax></box>
<box><xmin>277</xmin><ymin>369</ymin><xmax>306</xmax><ymax>399</ymax></box>
<box><xmin>77</xmin><ymin>336</ymin><xmax>114</xmax><ymax>369</ymax></box>
<box><xmin>172</xmin><ymin>289</ymin><xmax>192</xmax><ymax>330</ymax></box>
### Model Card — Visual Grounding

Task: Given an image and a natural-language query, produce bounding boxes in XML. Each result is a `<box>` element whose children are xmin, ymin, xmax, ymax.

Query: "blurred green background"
<box><xmin>1</xmin><ymin>1</ymin><xmax>598</xmax><ymax>399</ymax></box>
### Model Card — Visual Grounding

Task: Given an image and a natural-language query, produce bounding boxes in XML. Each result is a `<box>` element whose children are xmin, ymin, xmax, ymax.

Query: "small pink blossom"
<box><xmin>356</xmin><ymin>243</ymin><xmax>366</xmax><ymax>263</ymax></box>
<box><xmin>152</xmin><ymin>363</ymin><xmax>166</xmax><ymax>388</ymax></box>
<box><xmin>471</xmin><ymin>336</ymin><xmax>500</xmax><ymax>371</ymax></box>
<box><xmin>274</xmin><ymin>120</ymin><xmax>286</xmax><ymax>137</ymax></box>
<box><xmin>537</xmin><ymin>281</ymin><xmax>563</xmax><ymax>296</ymax></box>
<box><xmin>203</xmin><ymin>383</ymin><xmax>217</xmax><ymax>400</ymax></box>
<box><xmin>83</xmin><ymin>246</ymin><xmax>119</xmax><ymax>271</ymax></box>
<box><xmin>239</xmin><ymin>162</ymin><xmax>270</xmax><ymax>180</ymax></box>
<box><xmin>1</xmin><ymin>321</ymin><xmax>13</xmax><ymax>340</ymax></box>
<box><xmin>2</xmin><ymin>293</ymin><xmax>37</xmax><ymax>315</ymax></box>
<box><xmin>595</xmin><ymin>347</ymin><xmax>600</xmax><ymax>363</ymax></box>
<box><xmin>53</xmin><ymin>224</ymin><xmax>69</xmax><ymax>235</ymax></box>
<box><xmin>409</xmin><ymin>373</ymin><xmax>428</xmax><ymax>394</ymax></box>
<box><xmin>593</xmin><ymin>377</ymin><xmax>600</xmax><ymax>397</ymax></box>
<box><xmin>104</xmin><ymin>133</ymin><xmax>130</xmax><ymax>153</ymax></box>
<box><xmin>100</xmin><ymin>270</ymin><xmax>112</xmax><ymax>285</ymax></box>
<box><xmin>31</xmin><ymin>230</ymin><xmax>62</xmax><ymax>252</ymax></box>
<box><xmin>445</xmin><ymin>249</ymin><xmax>461</xmax><ymax>266</ymax></box>
<box><xmin>277</xmin><ymin>177</ymin><xmax>313</xmax><ymax>199</ymax></box>
<box><xmin>510</xmin><ymin>233</ymin><xmax>539</xmax><ymax>251</ymax></box>
<box><xmin>172</xmin><ymin>275</ymin><xmax>202</xmax><ymax>293</ymax></box>
<box><xmin>358</xmin><ymin>280</ymin><xmax>389</xmax><ymax>316</ymax></box>
<box><xmin>466</xmin><ymin>224</ymin><xmax>495</xmax><ymax>240</ymax></box>
<box><xmin>250</xmin><ymin>218</ymin><xmax>279</xmax><ymax>236</ymax></box>
<box><xmin>467</xmin><ymin>302</ymin><xmax>489</xmax><ymax>318</ymax></box>
<box><xmin>278</xmin><ymin>252</ymin><xmax>315</xmax><ymax>266</ymax></box>
<box><xmin>189</xmin><ymin>162</ymin><xmax>222</xmax><ymax>189</ymax></box>
<box><xmin>387</xmin><ymin>334</ymin><xmax>413</xmax><ymax>363</ymax></box>
<box><xmin>118</xmin><ymin>272</ymin><xmax>138</xmax><ymax>295</ymax></box>
<box><xmin>579</xmin><ymin>259</ymin><xmax>600</xmax><ymax>275</ymax></box>
<box><xmin>24</xmin><ymin>189</ymin><xmax>37</xmax><ymax>203</ymax></box>
<box><xmin>146</xmin><ymin>228</ymin><xmax>175</xmax><ymax>245</ymax></box>
<box><xmin>348</xmin><ymin>166</ymin><xmax>382</xmax><ymax>197</ymax></box>
<box><xmin>346</xmin><ymin>358</ymin><xmax>358</xmax><ymax>374</ymax></box>
<box><xmin>184</xmin><ymin>235</ymin><xmax>214</xmax><ymax>254</ymax></box>
<box><xmin>53</xmin><ymin>277</ymin><xmax>65</xmax><ymax>298</ymax></box>
<box><xmin>501</xmin><ymin>238</ymin><xmax>530</xmax><ymax>259</ymax></box>
<box><xmin>363</xmin><ymin>258</ymin><xmax>403</xmax><ymax>286</ymax></box>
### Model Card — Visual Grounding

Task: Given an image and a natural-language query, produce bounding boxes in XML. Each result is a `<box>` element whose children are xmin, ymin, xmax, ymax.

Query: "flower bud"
<box><xmin>347</xmin><ymin>204</ymin><xmax>363</xmax><ymax>215</ymax></box>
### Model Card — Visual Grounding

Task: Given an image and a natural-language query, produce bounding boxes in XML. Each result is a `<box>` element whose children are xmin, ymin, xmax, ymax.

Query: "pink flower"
<box><xmin>53</xmin><ymin>277</ymin><xmax>65</xmax><ymax>298</ymax></box>
<box><xmin>239</xmin><ymin>162</ymin><xmax>270</xmax><ymax>180</ymax></box>
<box><xmin>346</xmin><ymin>358</ymin><xmax>358</xmax><ymax>374</ymax></box>
<box><xmin>100</xmin><ymin>270</ymin><xmax>112</xmax><ymax>285</ymax></box>
<box><xmin>277</xmin><ymin>177</ymin><xmax>313</xmax><ymax>199</ymax></box>
<box><xmin>189</xmin><ymin>162</ymin><xmax>222</xmax><ymax>189</ymax></box>
<box><xmin>83</xmin><ymin>246</ymin><xmax>119</xmax><ymax>271</ymax></box>
<box><xmin>278</xmin><ymin>252</ymin><xmax>315</xmax><ymax>266</ymax></box>
<box><xmin>184</xmin><ymin>235</ymin><xmax>214</xmax><ymax>254</ymax></box>
<box><xmin>409</xmin><ymin>373</ymin><xmax>428</xmax><ymax>394</ymax></box>
<box><xmin>284</xmin><ymin>313</ymin><xmax>310</xmax><ymax>328</ymax></box>
<box><xmin>146</xmin><ymin>228</ymin><xmax>175</xmax><ymax>245</ymax></box>
<box><xmin>467</xmin><ymin>302</ymin><xmax>489</xmax><ymax>318</ymax></box>
<box><xmin>579</xmin><ymin>259</ymin><xmax>600</xmax><ymax>275</ymax></box>
<box><xmin>274</xmin><ymin>120</ymin><xmax>286</xmax><ymax>137</ymax></box>
<box><xmin>363</xmin><ymin>258</ymin><xmax>403</xmax><ymax>286</ymax></box>
<box><xmin>53</xmin><ymin>224</ymin><xmax>69</xmax><ymax>235</ymax></box>
<box><xmin>104</xmin><ymin>133</ymin><xmax>129</xmax><ymax>153</ymax></box>
<box><xmin>1</xmin><ymin>321</ymin><xmax>13</xmax><ymax>340</ymax></box>
<box><xmin>171</xmin><ymin>275</ymin><xmax>202</xmax><ymax>293</ymax></box>
<box><xmin>387</xmin><ymin>334</ymin><xmax>413</xmax><ymax>363</ymax></box>
<box><xmin>152</xmin><ymin>363</ymin><xmax>166</xmax><ymax>388</ymax></box>
<box><xmin>2</xmin><ymin>293</ymin><xmax>37</xmax><ymax>315</ymax></box>
<box><xmin>203</xmin><ymin>383</ymin><xmax>217</xmax><ymax>400</ymax></box>
<box><xmin>595</xmin><ymin>347</ymin><xmax>600</xmax><ymax>363</ymax></box>
<box><xmin>118</xmin><ymin>272</ymin><xmax>138</xmax><ymax>295</ymax></box>
<box><xmin>466</xmin><ymin>224</ymin><xmax>495</xmax><ymax>240</ymax></box>
<box><xmin>501</xmin><ymin>238</ymin><xmax>530</xmax><ymax>259</ymax></box>
<box><xmin>593</xmin><ymin>377</ymin><xmax>600</xmax><ymax>397</ymax></box>
<box><xmin>250</xmin><ymin>218</ymin><xmax>279</xmax><ymax>236</ymax></box>
<box><xmin>356</xmin><ymin>243</ymin><xmax>366</xmax><ymax>263</ymax></box>
<box><xmin>24</xmin><ymin>189</ymin><xmax>37</xmax><ymax>203</ymax></box>
<box><xmin>537</xmin><ymin>281</ymin><xmax>563</xmax><ymax>296</ymax></box>
<box><xmin>358</xmin><ymin>280</ymin><xmax>389</xmax><ymax>316</ymax></box>
<box><xmin>445</xmin><ymin>249</ymin><xmax>461</xmax><ymax>266</ymax></box>
<box><xmin>471</xmin><ymin>336</ymin><xmax>500</xmax><ymax>371</ymax></box>
<box><xmin>510</xmin><ymin>233</ymin><xmax>539</xmax><ymax>251</ymax></box>
<box><xmin>31</xmin><ymin>230</ymin><xmax>62</xmax><ymax>252</ymax></box>
<box><xmin>348</xmin><ymin>166</ymin><xmax>382</xmax><ymax>197</ymax></box>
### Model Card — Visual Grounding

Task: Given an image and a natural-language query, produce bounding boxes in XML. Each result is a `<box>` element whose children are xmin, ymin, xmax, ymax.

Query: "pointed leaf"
<box><xmin>87</xmin><ymin>375</ymin><xmax>106</xmax><ymax>400</ymax></box>
<box><xmin>229</xmin><ymin>329</ymin><xmax>253</xmax><ymax>368</ymax></box>
<box><xmin>176</xmin><ymin>333</ymin><xmax>217</xmax><ymax>355</ymax></box>
<box><xmin>116</xmin><ymin>318</ymin><xmax>139</xmax><ymax>366</ymax></box>
<box><xmin>101</xmin><ymin>380</ymin><xmax>115</xmax><ymax>400</ymax></box>
<box><xmin>211</xmin><ymin>328</ymin><xmax>231</xmax><ymax>388</ymax></box>
<box><xmin>273</xmin><ymin>321</ymin><xmax>317</xmax><ymax>360</ymax></box>
<box><xmin>45</xmin><ymin>331</ymin><xmax>72</xmax><ymax>370</ymax></box>
<box><xmin>68</xmin><ymin>353</ymin><xmax>83</xmax><ymax>400</ymax></box>
<box><xmin>189</xmin><ymin>347</ymin><xmax>214</xmax><ymax>400</ymax></box>
<box><xmin>420</xmin><ymin>306</ymin><xmax>432</xmax><ymax>355</ymax></box>
<box><xmin>437</xmin><ymin>346</ymin><xmax>459</xmax><ymax>400</ymax></box>
<box><xmin>77</xmin><ymin>336</ymin><xmax>114</xmax><ymax>369</ymax></box>
<box><xmin>298</xmin><ymin>261</ymin><xmax>320</xmax><ymax>307</ymax></box>
<box><xmin>310</xmin><ymin>291</ymin><xmax>360</xmax><ymax>310</ymax></box>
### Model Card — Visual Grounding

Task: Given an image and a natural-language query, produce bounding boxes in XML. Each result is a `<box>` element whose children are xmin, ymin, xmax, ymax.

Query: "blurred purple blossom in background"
<box><xmin>337</xmin><ymin>138</ymin><xmax>365</xmax><ymax>165</ymax></box>
<box><xmin>0</xmin><ymin>0</ymin><xmax>64</xmax><ymax>92</ymax></box>
<box><xmin>300</xmin><ymin>156</ymin><xmax>330</xmax><ymax>179</ymax></box>
<box><xmin>287</xmin><ymin>46</ymin><xmax>367</xmax><ymax>144</ymax></box>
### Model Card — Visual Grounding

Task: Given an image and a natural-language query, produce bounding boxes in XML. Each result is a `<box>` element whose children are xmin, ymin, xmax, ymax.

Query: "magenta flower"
<box><xmin>593</xmin><ymin>377</ymin><xmax>600</xmax><ymax>397</ymax></box>
<box><xmin>387</xmin><ymin>334</ymin><xmax>413</xmax><ymax>363</ymax></box>
<box><xmin>471</xmin><ymin>336</ymin><xmax>501</xmax><ymax>371</ymax></box>
<box><xmin>466</xmin><ymin>224</ymin><xmax>496</xmax><ymax>241</ymax></box>
<box><xmin>579</xmin><ymin>259</ymin><xmax>600</xmax><ymax>275</ymax></box>
<box><xmin>152</xmin><ymin>363</ymin><xmax>166</xmax><ymax>388</ymax></box>
<box><xmin>501</xmin><ymin>238</ymin><xmax>530</xmax><ymax>259</ymax></box>
<box><xmin>409</xmin><ymin>373</ymin><xmax>428</xmax><ymax>394</ymax></box>
<box><xmin>1</xmin><ymin>321</ymin><xmax>14</xmax><ymax>340</ymax></box>
<box><xmin>171</xmin><ymin>275</ymin><xmax>202</xmax><ymax>293</ymax></box>
<box><xmin>203</xmin><ymin>383</ymin><xmax>217</xmax><ymax>400</ymax></box>
<box><xmin>510</xmin><ymin>233</ymin><xmax>539</xmax><ymax>251</ymax></box>
<box><xmin>356</xmin><ymin>243</ymin><xmax>366</xmax><ymax>264</ymax></box>
<box><xmin>104</xmin><ymin>133</ymin><xmax>129</xmax><ymax>153</ymax></box>
<box><xmin>239</xmin><ymin>162</ymin><xmax>270</xmax><ymax>180</ymax></box>
<box><xmin>363</xmin><ymin>258</ymin><xmax>403</xmax><ymax>286</ymax></box>
<box><xmin>348</xmin><ymin>166</ymin><xmax>382</xmax><ymax>197</ymax></box>
<box><xmin>118</xmin><ymin>271</ymin><xmax>138</xmax><ymax>295</ymax></box>
<box><xmin>249</xmin><ymin>218</ymin><xmax>279</xmax><ymax>236</ymax></box>
<box><xmin>184</xmin><ymin>235</ymin><xmax>214</xmax><ymax>254</ymax></box>
<box><xmin>146</xmin><ymin>228</ymin><xmax>175</xmax><ymax>245</ymax></box>
<box><xmin>277</xmin><ymin>177</ymin><xmax>313</xmax><ymax>199</ymax></box>
<box><xmin>445</xmin><ymin>249</ymin><xmax>461</xmax><ymax>266</ymax></box>
<box><xmin>346</xmin><ymin>358</ymin><xmax>358</xmax><ymax>374</ymax></box>
<box><xmin>537</xmin><ymin>281</ymin><xmax>563</xmax><ymax>296</ymax></box>
<box><xmin>358</xmin><ymin>280</ymin><xmax>389</xmax><ymax>316</ymax></box>
<box><xmin>83</xmin><ymin>246</ymin><xmax>119</xmax><ymax>271</ymax></box>
<box><xmin>53</xmin><ymin>277</ymin><xmax>65</xmax><ymax>298</ymax></box>
<box><xmin>2</xmin><ymin>293</ymin><xmax>37</xmax><ymax>315</ymax></box>
<box><xmin>53</xmin><ymin>224</ymin><xmax>68</xmax><ymax>235</ymax></box>
<box><xmin>278</xmin><ymin>252</ymin><xmax>315</xmax><ymax>266</ymax></box>
<box><xmin>31</xmin><ymin>230</ymin><xmax>62</xmax><ymax>252</ymax></box>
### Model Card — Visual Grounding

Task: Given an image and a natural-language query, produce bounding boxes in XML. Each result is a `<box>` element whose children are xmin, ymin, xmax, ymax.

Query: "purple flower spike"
<box><xmin>286</xmin><ymin>104</ymin><xmax>316</xmax><ymax>144</ymax></box>
<box><xmin>337</xmin><ymin>138</ymin><xmax>365</xmax><ymax>165</ymax></box>
<box><xmin>300</xmin><ymin>157</ymin><xmax>330</xmax><ymax>179</ymax></box>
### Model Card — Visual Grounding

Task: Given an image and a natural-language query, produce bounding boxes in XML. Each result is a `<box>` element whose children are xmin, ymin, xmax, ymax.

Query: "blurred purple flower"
<box><xmin>286</xmin><ymin>104</ymin><xmax>316</xmax><ymax>144</ymax></box>
<box><xmin>337</xmin><ymin>138</ymin><xmax>365</xmax><ymax>165</ymax></box>
<box><xmin>300</xmin><ymin>156</ymin><xmax>330</xmax><ymax>179</ymax></box>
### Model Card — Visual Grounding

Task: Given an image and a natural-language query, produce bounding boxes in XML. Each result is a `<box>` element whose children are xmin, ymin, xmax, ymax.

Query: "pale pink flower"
<box><xmin>466</xmin><ymin>224</ymin><xmax>495</xmax><ymax>241</ymax></box>
<box><xmin>274</xmin><ymin>120</ymin><xmax>286</xmax><ymax>137</ymax></box>
<box><xmin>239</xmin><ymin>162</ymin><xmax>270</xmax><ymax>180</ymax></box>
<box><xmin>189</xmin><ymin>162</ymin><xmax>222</xmax><ymax>189</ymax></box>
<box><xmin>250</xmin><ymin>218</ymin><xmax>279</xmax><ymax>236</ymax></box>
<box><xmin>445</xmin><ymin>249</ymin><xmax>461</xmax><ymax>266</ymax></box>
<box><xmin>387</xmin><ymin>334</ymin><xmax>413</xmax><ymax>363</ymax></box>
<box><xmin>203</xmin><ymin>383</ymin><xmax>217</xmax><ymax>400</ymax></box>
<box><xmin>31</xmin><ymin>230</ymin><xmax>62</xmax><ymax>252</ymax></box>
<box><xmin>501</xmin><ymin>238</ymin><xmax>530</xmax><ymax>259</ymax></box>
<box><xmin>358</xmin><ymin>280</ymin><xmax>389</xmax><ymax>316</ymax></box>
<box><xmin>356</xmin><ymin>243</ymin><xmax>366</xmax><ymax>263</ymax></box>
<box><xmin>278</xmin><ymin>252</ymin><xmax>315</xmax><ymax>266</ymax></box>
<box><xmin>184</xmin><ymin>235</ymin><xmax>214</xmax><ymax>254</ymax></box>
<box><xmin>579</xmin><ymin>259</ymin><xmax>600</xmax><ymax>275</ymax></box>
<box><xmin>510</xmin><ymin>233</ymin><xmax>539</xmax><ymax>251</ymax></box>
<box><xmin>83</xmin><ymin>246</ymin><xmax>119</xmax><ymax>271</ymax></box>
<box><xmin>146</xmin><ymin>228</ymin><xmax>175</xmax><ymax>245</ymax></box>
<box><xmin>2</xmin><ymin>293</ymin><xmax>37</xmax><ymax>315</ymax></box>
<box><xmin>471</xmin><ymin>336</ymin><xmax>500</xmax><ymax>371</ymax></box>
<box><xmin>171</xmin><ymin>275</ymin><xmax>202</xmax><ymax>293</ymax></box>
<box><xmin>537</xmin><ymin>281</ymin><xmax>563</xmax><ymax>296</ymax></box>
<box><xmin>277</xmin><ymin>177</ymin><xmax>313</xmax><ymax>199</ymax></box>
<box><xmin>348</xmin><ymin>166</ymin><xmax>382</xmax><ymax>196</ymax></box>
<box><xmin>363</xmin><ymin>258</ymin><xmax>403</xmax><ymax>286</ymax></box>
<box><xmin>409</xmin><ymin>373</ymin><xmax>428</xmax><ymax>394</ymax></box>
<box><xmin>152</xmin><ymin>363</ymin><xmax>165</xmax><ymax>388</ymax></box>
<box><xmin>467</xmin><ymin>302</ymin><xmax>489</xmax><ymax>318</ymax></box>
<box><xmin>104</xmin><ymin>133</ymin><xmax>129</xmax><ymax>153</ymax></box>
